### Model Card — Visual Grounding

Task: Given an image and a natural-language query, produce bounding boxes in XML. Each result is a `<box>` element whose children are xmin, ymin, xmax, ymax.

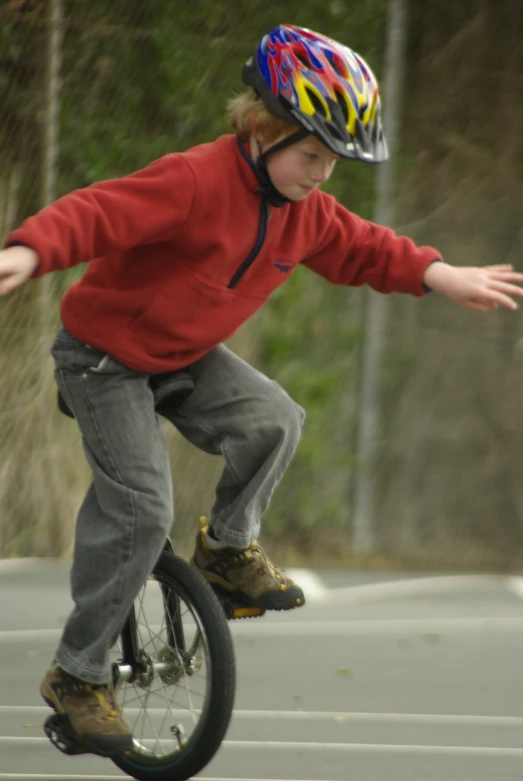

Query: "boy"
<box><xmin>1</xmin><ymin>24</ymin><xmax>522</xmax><ymax>755</ymax></box>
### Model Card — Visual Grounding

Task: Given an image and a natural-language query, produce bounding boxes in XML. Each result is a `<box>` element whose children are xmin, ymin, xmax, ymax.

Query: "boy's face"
<box><xmin>258</xmin><ymin>134</ymin><xmax>340</xmax><ymax>201</ymax></box>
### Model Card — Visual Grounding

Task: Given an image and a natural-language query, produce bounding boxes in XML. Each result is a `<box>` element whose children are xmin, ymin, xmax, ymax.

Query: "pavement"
<box><xmin>1</xmin><ymin>558</ymin><xmax>523</xmax><ymax>780</ymax></box>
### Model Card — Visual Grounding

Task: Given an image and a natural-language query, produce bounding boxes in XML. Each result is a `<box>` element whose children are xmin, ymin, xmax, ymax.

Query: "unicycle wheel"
<box><xmin>110</xmin><ymin>551</ymin><xmax>235</xmax><ymax>781</ymax></box>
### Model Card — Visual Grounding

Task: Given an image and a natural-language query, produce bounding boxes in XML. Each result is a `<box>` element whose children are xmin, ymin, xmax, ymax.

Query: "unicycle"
<box><xmin>45</xmin><ymin>537</ymin><xmax>236</xmax><ymax>781</ymax></box>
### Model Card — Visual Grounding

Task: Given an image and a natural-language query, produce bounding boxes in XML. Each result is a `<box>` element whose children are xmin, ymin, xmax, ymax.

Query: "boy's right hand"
<box><xmin>0</xmin><ymin>245</ymin><xmax>39</xmax><ymax>296</ymax></box>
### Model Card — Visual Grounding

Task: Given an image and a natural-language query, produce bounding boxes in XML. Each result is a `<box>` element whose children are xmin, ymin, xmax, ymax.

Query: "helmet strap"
<box><xmin>259</xmin><ymin>127</ymin><xmax>310</xmax><ymax>158</ymax></box>
<box><xmin>254</xmin><ymin>128</ymin><xmax>310</xmax><ymax>207</ymax></box>
<box><xmin>236</xmin><ymin>130</ymin><xmax>311</xmax><ymax>207</ymax></box>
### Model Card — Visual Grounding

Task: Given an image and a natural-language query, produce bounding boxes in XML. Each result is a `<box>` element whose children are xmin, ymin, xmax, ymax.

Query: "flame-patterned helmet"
<box><xmin>242</xmin><ymin>24</ymin><xmax>388</xmax><ymax>163</ymax></box>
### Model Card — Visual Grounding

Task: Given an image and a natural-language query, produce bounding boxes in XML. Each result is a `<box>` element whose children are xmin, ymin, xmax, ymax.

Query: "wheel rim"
<box><xmin>111</xmin><ymin>572</ymin><xmax>211</xmax><ymax>763</ymax></box>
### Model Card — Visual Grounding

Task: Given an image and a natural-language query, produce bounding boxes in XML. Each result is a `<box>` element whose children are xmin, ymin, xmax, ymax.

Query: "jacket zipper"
<box><xmin>227</xmin><ymin>198</ymin><xmax>269</xmax><ymax>289</ymax></box>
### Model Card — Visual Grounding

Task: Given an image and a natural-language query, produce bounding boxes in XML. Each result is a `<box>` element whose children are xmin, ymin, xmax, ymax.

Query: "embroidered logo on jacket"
<box><xmin>273</xmin><ymin>259</ymin><xmax>294</xmax><ymax>273</ymax></box>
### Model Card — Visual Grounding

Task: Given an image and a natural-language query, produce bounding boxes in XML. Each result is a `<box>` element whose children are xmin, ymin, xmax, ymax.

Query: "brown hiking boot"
<box><xmin>190</xmin><ymin>518</ymin><xmax>305</xmax><ymax>612</ymax></box>
<box><xmin>40</xmin><ymin>665</ymin><xmax>132</xmax><ymax>757</ymax></box>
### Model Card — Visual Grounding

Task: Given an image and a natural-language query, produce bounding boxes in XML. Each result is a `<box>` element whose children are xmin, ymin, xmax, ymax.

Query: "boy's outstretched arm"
<box><xmin>0</xmin><ymin>246</ymin><xmax>39</xmax><ymax>296</ymax></box>
<box><xmin>302</xmin><ymin>198</ymin><xmax>523</xmax><ymax>312</ymax></box>
<box><xmin>2</xmin><ymin>154</ymin><xmax>196</xmax><ymax>282</ymax></box>
<box><xmin>423</xmin><ymin>262</ymin><xmax>523</xmax><ymax>312</ymax></box>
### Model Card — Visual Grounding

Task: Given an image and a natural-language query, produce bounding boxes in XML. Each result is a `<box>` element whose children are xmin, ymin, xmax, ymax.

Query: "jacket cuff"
<box><xmin>3</xmin><ymin>240</ymin><xmax>42</xmax><ymax>278</ymax></box>
<box><xmin>422</xmin><ymin>257</ymin><xmax>443</xmax><ymax>294</ymax></box>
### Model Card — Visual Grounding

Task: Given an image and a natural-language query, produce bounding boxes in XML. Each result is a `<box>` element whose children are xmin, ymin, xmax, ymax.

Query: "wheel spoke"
<box><xmin>112</xmin><ymin>569</ymin><xmax>212</xmax><ymax>759</ymax></box>
<box><xmin>110</xmin><ymin>553</ymin><xmax>234</xmax><ymax>779</ymax></box>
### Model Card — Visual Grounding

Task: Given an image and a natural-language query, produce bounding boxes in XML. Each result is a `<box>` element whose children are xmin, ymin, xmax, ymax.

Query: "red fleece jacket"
<box><xmin>6</xmin><ymin>135</ymin><xmax>441</xmax><ymax>372</ymax></box>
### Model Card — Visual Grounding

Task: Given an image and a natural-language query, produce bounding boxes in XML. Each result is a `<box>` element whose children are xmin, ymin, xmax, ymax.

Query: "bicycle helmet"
<box><xmin>242</xmin><ymin>24</ymin><xmax>388</xmax><ymax>163</ymax></box>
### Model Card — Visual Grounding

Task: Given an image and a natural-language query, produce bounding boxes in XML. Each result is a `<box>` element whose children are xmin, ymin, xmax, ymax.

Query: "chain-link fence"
<box><xmin>1</xmin><ymin>0</ymin><xmax>522</xmax><ymax>569</ymax></box>
<box><xmin>0</xmin><ymin>0</ymin><xmax>382</xmax><ymax>560</ymax></box>
<box><xmin>374</xmin><ymin>0</ymin><xmax>523</xmax><ymax>569</ymax></box>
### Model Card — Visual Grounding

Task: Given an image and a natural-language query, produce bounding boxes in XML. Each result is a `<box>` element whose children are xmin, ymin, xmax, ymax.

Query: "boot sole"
<box><xmin>40</xmin><ymin>680</ymin><xmax>133</xmax><ymax>758</ymax></box>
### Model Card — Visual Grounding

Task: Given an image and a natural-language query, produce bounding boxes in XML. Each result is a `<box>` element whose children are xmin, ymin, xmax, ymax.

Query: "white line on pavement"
<box><xmin>3</xmin><ymin>615</ymin><xmax>523</xmax><ymax>642</ymax></box>
<box><xmin>284</xmin><ymin>568</ymin><xmax>328</xmax><ymax>601</ymax></box>
<box><xmin>229</xmin><ymin>741</ymin><xmax>523</xmax><ymax>755</ymax></box>
<box><xmin>323</xmin><ymin>574</ymin><xmax>505</xmax><ymax>604</ymax></box>
<box><xmin>0</xmin><ymin>775</ymin><xmax>345</xmax><ymax>781</ymax></box>
<box><xmin>3</xmin><ymin>735</ymin><xmax>523</xmax><ymax>755</ymax></box>
<box><xmin>230</xmin><ymin>615</ymin><xmax>523</xmax><ymax>635</ymax></box>
<box><xmin>506</xmin><ymin>576</ymin><xmax>523</xmax><ymax>602</ymax></box>
<box><xmin>0</xmin><ymin>558</ymin><xmax>53</xmax><ymax>573</ymax></box>
<box><xmin>0</xmin><ymin>559</ymin><xmax>508</xmax><ymax>605</ymax></box>
<box><xmin>3</xmin><ymin>705</ymin><xmax>523</xmax><ymax>726</ymax></box>
<box><xmin>0</xmin><ymin>777</ymin><xmax>124</xmax><ymax>781</ymax></box>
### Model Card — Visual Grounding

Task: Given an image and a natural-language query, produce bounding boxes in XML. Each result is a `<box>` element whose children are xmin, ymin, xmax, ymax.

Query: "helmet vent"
<box><xmin>328</xmin><ymin>124</ymin><xmax>345</xmax><ymax>143</ymax></box>
<box><xmin>333</xmin><ymin>90</ymin><xmax>349</xmax><ymax>125</ymax></box>
<box><xmin>305</xmin><ymin>87</ymin><xmax>327</xmax><ymax>118</ymax></box>
<box><xmin>294</xmin><ymin>50</ymin><xmax>310</xmax><ymax>69</ymax></box>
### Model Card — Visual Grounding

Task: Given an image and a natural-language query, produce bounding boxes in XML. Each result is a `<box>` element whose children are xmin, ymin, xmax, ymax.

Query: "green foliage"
<box><xmin>49</xmin><ymin>0</ymin><xmax>387</xmax><ymax>186</ymax></box>
<box><xmin>256</xmin><ymin>267</ymin><xmax>365</xmax><ymax>535</ymax></box>
<box><xmin>0</xmin><ymin>0</ymin><xmax>386</xmax><ymax>554</ymax></box>
<box><xmin>0</xmin><ymin>7</ymin><xmax>43</xmax><ymax>220</ymax></box>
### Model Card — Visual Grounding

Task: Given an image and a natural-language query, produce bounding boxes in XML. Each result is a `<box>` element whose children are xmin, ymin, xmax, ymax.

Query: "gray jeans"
<box><xmin>51</xmin><ymin>328</ymin><xmax>304</xmax><ymax>683</ymax></box>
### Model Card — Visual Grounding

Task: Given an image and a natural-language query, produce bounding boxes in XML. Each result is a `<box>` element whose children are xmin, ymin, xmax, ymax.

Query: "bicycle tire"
<box><xmin>112</xmin><ymin>551</ymin><xmax>235</xmax><ymax>781</ymax></box>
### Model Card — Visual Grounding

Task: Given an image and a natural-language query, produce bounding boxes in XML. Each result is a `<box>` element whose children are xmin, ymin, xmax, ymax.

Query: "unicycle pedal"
<box><xmin>212</xmin><ymin>587</ymin><xmax>267</xmax><ymax>620</ymax></box>
<box><xmin>44</xmin><ymin>713</ymin><xmax>88</xmax><ymax>755</ymax></box>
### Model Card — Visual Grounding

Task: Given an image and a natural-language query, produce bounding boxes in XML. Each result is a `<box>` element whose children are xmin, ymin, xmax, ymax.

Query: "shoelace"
<box><xmin>89</xmin><ymin>685</ymin><xmax>118</xmax><ymax>720</ymax></box>
<box><xmin>54</xmin><ymin>672</ymin><xmax>119</xmax><ymax>721</ymax></box>
<box><xmin>249</xmin><ymin>542</ymin><xmax>285</xmax><ymax>586</ymax></box>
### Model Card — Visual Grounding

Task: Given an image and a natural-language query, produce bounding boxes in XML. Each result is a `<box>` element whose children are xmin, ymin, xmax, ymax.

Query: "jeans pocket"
<box><xmin>51</xmin><ymin>329</ymin><xmax>139</xmax><ymax>377</ymax></box>
<box><xmin>51</xmin><ymin>337</ymin><xmax>108</xmax><ymax>374</ymax></box>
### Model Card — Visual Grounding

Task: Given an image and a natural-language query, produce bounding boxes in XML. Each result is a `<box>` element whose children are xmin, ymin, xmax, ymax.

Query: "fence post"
<box><xmin>40</xmin><ymin>0</ymin><xmax>63</xmax><ymax>321</ymax></box>
<box><xmin>352</xmin><ymin>0</ymin><xmax>408</xmax><ymax>554</ymax></box>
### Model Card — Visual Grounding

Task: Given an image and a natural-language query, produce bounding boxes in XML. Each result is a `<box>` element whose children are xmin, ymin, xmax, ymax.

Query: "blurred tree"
<box><xmin>0</xmin><ymin>0</ymin><xmax>388</xmax><ymax>559</ymax></box>
<box><xmin>375</xmin><ymin>0</ymin><xmax>523</xmax><ymax>568</ymax></box>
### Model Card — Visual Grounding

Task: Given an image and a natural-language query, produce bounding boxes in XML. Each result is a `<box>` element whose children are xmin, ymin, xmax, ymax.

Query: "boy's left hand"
<box><xmin>422</xmin><ymin>262</ymin><xmax>523</xmax><ymax>312</ymax></box>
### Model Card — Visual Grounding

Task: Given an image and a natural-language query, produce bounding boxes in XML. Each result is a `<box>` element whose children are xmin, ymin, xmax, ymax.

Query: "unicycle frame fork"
<box><xmin>112</xmin><ymin>538</ymin><xmax>188</xmax><ymax>686</ymax></box>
